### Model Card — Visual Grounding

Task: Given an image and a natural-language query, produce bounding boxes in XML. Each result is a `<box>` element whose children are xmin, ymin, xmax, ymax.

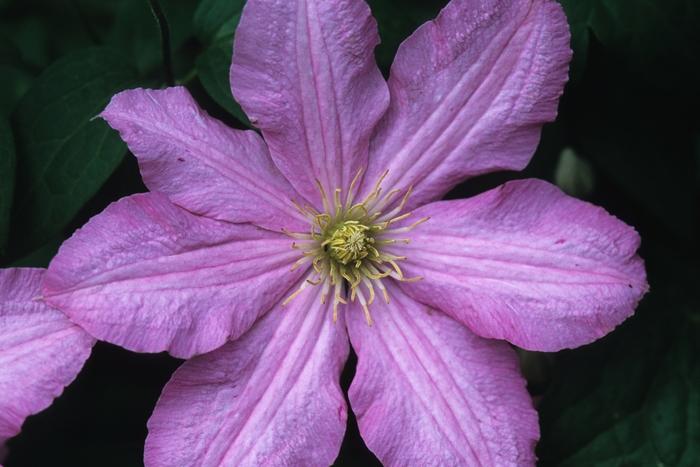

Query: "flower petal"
<box><xmin>396</xmin><ymin>179</ymin><xmax>648</xmax><ymax>351</ymax></box>
<box><xmin>231</xmin><ymin>0</ymin><xmax>389</xmax><ymax>204</ymax></box>
<box><xmin>0</xmin><ymin>268</ymin><xmax>94</xmax><ymax>443</ymax></box>
<box><xmin>44</xmin><ymin>193</ymin><xmax>305</xmax><ymax>358</ymax></box>
<box><xmin>364</xmin><ymin>0</ymin><xmax>571</xmax><ymax>207</ymax></box>
<box><xmin>347</xmin><ymin>283</ymin><xmax>538</xmax><ymax>466</ymax></box>
<box><xmin>145</xmin><ymin>286</ymin><xmax>349</xmax><ymax>467</ymax></box>
<box><xmin>101</xmin><ymin>87</ymin><xmax>306</xmax><ymax>232</ymax></box>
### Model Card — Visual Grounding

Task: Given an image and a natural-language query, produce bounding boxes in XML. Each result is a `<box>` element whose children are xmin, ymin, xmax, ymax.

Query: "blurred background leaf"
<box><xmin>108</xmin><ymin>0</ymin><xmax>197</xmax><ymax>79</ymax></box>
<box><xmin>0</xmin><ymin>117</ymin><xmax>14</xmax><ymax>253</ymax></box>
<box><xmin>0</xmin><ymin>34</ymin><xmax>34</xmax><ymax>117</ymax></box>
<box><xmin>558</xmin><ymin>0</ymin><xmax>700</xmax><ymax>243</ymax></box>
<box><xmin>196</xmin><ymin>38</ymin><xmax>249</xmax><ymax>125</ymax></box>
<box><xmin>560</xmin><ymin>0</ymin><xmax>700</xmax><ymax>85</ymax></box>
<box><xmin>366</xmin><ymin>0</ymin><xmax>445</xmax><ymax>73</ymax></box>
<box><xmin>193</xmin><ymin>0</ymin><xmax>244</xmax><ymax>42</ymax></box>
<box><xmin>192</xmin><ymin>0</ymin><xmax>249</xmax><ymax>125</ymax></box>
<box><xmin>9</xmin><ymin>47</ymin><xmax>140</xmax><ymax>257</ymax></box>
<box><xmin>538</xmin><ymin>253</ymin><xmax>700</xmax><ymax>466</ymax></box>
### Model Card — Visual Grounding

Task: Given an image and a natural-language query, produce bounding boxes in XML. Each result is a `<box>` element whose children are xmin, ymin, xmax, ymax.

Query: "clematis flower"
<box><xmin>41</xmin><ymin>0</ymin><xmax>647</xmax><ymax>465</ymax></box>
<box><xmin>0</xmin><ymin>268</ymin><xmax>94</xmax><ymax>448</ymax></box>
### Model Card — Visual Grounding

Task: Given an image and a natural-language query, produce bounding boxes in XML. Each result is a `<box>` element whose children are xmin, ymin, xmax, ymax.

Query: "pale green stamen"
<box><xmin>283</xmin><ymin>169</ymin><xmax>427</xmax><ymax>325</ymax></box>
<box><xmin>325</xmin><ymin>221</ymin><xmax>374</xmax><ymax>267</ymax></box>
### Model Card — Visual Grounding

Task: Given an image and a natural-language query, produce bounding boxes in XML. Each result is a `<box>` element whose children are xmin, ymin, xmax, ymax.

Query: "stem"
<box><xmin>147</xmin><ymin>0</ymin><xmax>174</xmax><ymax>86</ymax></box>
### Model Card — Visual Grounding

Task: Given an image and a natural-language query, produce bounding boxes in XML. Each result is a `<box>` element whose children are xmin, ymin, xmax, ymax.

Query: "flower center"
<box><xmin>326</xmin><ymin>221</ymin><xmax>374</xmax><ymax>266</ymax></box>
<box><xmin>283</xmin><ymin>169</ymin><xmax>427</xmax><ymax>325</ymax></box>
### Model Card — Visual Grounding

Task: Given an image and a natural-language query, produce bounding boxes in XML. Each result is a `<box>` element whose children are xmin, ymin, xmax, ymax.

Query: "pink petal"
<box><xmin>364</xmin><ymin>0</ymin><xmax>571</xmax><ymax>207</ymax></box>
<box><xmin>44</xmin><ymin>193</ymin><xmax>305</xmax><ymax>359</ymax></box>
<box><xmin>101</xmin><ymin>87</ymin><xmax>306</xmax><ymax>232</ymax></box>
<box><xmin>145</xmin><ymin>286</ymin><xmax>348</xmax><ymax>467</ymax></box>
<box><xmin>231</xmin><ymin>0</ymin><xmax>389</xmax><ymax>204</ymax></box>
<box><xmin>347</xmin><ymin>282</ymin><xmax>538</xmax><ymax>466</ymax></box>
<box><xmin>0</xmin><ymin>268</ymin><xmax>94</xmax><ymax>443</ymax></box>
<box><xmin>396</xmin><ymin>179</ymin><xmax>648</xmax><ymax>351</ymax></box>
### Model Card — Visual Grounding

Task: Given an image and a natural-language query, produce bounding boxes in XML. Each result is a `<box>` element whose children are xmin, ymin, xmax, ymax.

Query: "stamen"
<box><xmin>306</xmin><ymin>277</ymin><xmax>322</xmax><ymax>286</ymax></box>
<box><xmin>346</xmin><ymin>167</ymin><xmax>364</xmax><ymax>207</ymax></box>
<box><xmin>282</xmin><ymin>276</ymin><xmax>312</xmax><ymax>306</ymax></box>
<box><xmin>373</xmin><ymin>186</ymin><xmax>404</xmax><ymax>216</ymax></box>
<box><xmin>386</xmin><ymin>211</ymin><xmax>413</xmax><ymax>225</ymax></box>
<box><xmin>291</xmin><ymin>199</ymin><xmax>306</xmax><ymax>216</ymax></box>
<box><xmin>320</xmin><ymin>279</ymin><xmax>330</xmax><ymax>305</ymax></box>
<box><xmin>315</xmin><ymin>179</ymin><xmax>331</xmax><ymax>214</ymax></box>
<box><xmin>361</xmin><ymin>276</ymin><xmax>376</xmax><ymax>305</ymax></box>
<box><xmin>382</xmin><ymin>216</ymin><xmax>430</xmax><ymax>234</ymax></box>
<box><xmin>356</xmin><ymin>288</ymin><xmax>373</xmax><ymax>326</ymax></box>
<box><xmin>364</xmin><ymin>263</ymin><xmax>391</xmax><ymax>280</ymax></box>
<box><xmin>333</xmin><ymin>188</ymin><xmax>342</xmax><ymax>216</ymax></box>
<box><xmin>283</xmin><ymin>169</ymin><xmax>427</xmax><ymax>324</ymax></box>
<box><xmin>362</xmin><ymin>170</ymin><xmax>388</xmax><ymax>207</ymax></box>
<box><xmin>332</xmin><ymin>280</ymin><xmax>346</xmax><ymax>323</ymax></box>
<box><xmin>375</xmin><ymin>238</ymin><xmax>410</xmax><ymax>246</ymax></box>
<box><xmin>291</xmin><ymin>255</ymin><xmax>312</xmax><ymax>271</ymax></box>
<box><xmin>377</xmin><ymin>281</ymin><xmax>390</xmax><ymax>304</ymax></box>
<box><xmin>282</xmin><ymin>229</ymin><xmax>313</xmax><ymax>240</ymax></box>
<box><xmin>401</xmin><ymin>275</ymin><xmax>423</xmax><ymax>283</ymax></box>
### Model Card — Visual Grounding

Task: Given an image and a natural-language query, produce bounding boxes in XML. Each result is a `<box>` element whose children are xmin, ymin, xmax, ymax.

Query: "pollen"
<box><xmin>283</xmin><ymin>169</ymin><xmax>428</xmax><ymax>326</ymax></box>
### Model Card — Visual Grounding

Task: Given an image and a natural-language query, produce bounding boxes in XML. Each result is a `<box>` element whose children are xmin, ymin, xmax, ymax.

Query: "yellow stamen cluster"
<box><xmin>326</xmin><ymin>221</ymin><xmax>375</xmax><ymax>266</ymax></box>
<box><xmin>283</xmin><ymin>169</ymin><xmax>428</xmax><ymax>325</ymax></box>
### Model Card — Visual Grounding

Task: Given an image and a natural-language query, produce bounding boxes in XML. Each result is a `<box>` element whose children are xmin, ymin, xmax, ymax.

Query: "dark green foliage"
<box><xmin>10</xmin><ymin>47</ymin><xmax>140</xmax><ymax>255</ymax></box>
<box><xmin>0</xmin><ymin>35</ymin><xmax>33</xmax><ymax>117</ymax></box>
<box><xmin>0</xmin><ymin>117</ymin><xmax>14</xmax><ymax>252</ymax></box>
<box><xmin>559</xmin><ymin>0</ymin><xmax>700</xmax><ymax>243</ymax></box>
<box><xmin>560</xmin><ymin>0</ymin><xmax>700</xmax><ymax>83</ymax></box>
<box><xmin>538</xmin><ymin>255</ymin><xmax>700</xmax><ymax>466</ymax></box>
<box><xmin>366</xmin><ymin>0</ymin><xmax>447</xmax><ymax>73</ymax></box>
<box><xmin>108</xmin><ymin>0</ymin><xmax>197</xmax><ymax>77</ymax></box>
<box><xmin>196</xmin><ymin>40</ymin><xmax>250</xmax><ymax>125</ymax></box>
<box><xmin>193</xmin><ymin>0</ymin><xmax>244</xmax><ymax>42</ymax></box>
<box><xmin>193</xmin><ymin>0</ymin><xmax>249</xmax><ymax>124</ymax></box>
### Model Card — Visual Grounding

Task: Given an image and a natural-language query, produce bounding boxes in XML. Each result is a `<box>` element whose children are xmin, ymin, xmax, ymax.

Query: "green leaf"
<box><xmin>0</xmin><ymin>3</ymin><xmax>71</xmax><ymax>69</ymax></box>
<box><xmin>193</xmin><ymin>0</ymin><xmax>244</xmax><ymax>43</ymax></box>
<box><xmin>0</xmin><ymin>65</ymin><xmax>33</xmax><ymax>117</ymax></box>
<box><xmin>9</xmin><ymin>238</ymin><xmax>61</xmax><ymax>268</ymax></box>
<box><xmin>560</xmin><ymin>1</ymin><xmax>700</xmax><ymax>243</ymax></box>
<box><xmin>538</xmin><ymin>258</ymin><xmax>700</xmax><ymax>466</ymax></box>
<box><xmin>556</xmin><ymin>1</ymin><xmax>590</xmax><ymax>82</ymax></box>
<box><xmin>192</xmin><ymin>0</ymin><xmax>248</xmax><ymax>124</ymax></box>
<box><xmin>0</xmin><ymin>117</ymin><xmax>14</xmax><ymax>253</ymax></box>
<box><xmin>0</xmin><ymin>33</ymin><xmax>22</xmax><ymax>66</ymax></box>
<box><xmin>559</xmin><ymin>0</ymin><xmax>700</xmax><ymax>86</ymax></box>
<box><xmin>10</xmin><ymin>47</ymin><xmax>140</xmax><ymax>254</ymax></box>
<box><xmin>108</xmin><ymin>0</ymin><xmax>197</xmax><ymax>76</ymax></box>
<box><xmin>0</xmin><ymin>34</ymin><xmax>34</xmax><ymax>117</ymax></box>
<box><xmin>196</xmin><ymin>38</ymin><xmax>249</xmax><ymax>125</ymax></box>
<box><xmin>366</xmin><ymin>0</ymin><xmax>445</xmax><ymax>73</ymax></box>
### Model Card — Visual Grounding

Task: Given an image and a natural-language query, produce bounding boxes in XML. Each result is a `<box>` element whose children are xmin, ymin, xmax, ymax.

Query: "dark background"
<box><xmin>1</xmin><ymin>0</ymin><xmax>698</xmax><ymax>465</ymax></box>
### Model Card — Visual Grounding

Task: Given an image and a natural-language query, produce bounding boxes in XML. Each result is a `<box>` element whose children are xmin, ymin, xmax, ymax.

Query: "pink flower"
<box><xmin>40</xmin><ymin>0</ymin><xmax>647</xmax><ymax>465</ymax></box>
<box><xmin>0</xmin><ymin>268</ymin><xmax>94</xmax><ymax>445</ymax></box>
